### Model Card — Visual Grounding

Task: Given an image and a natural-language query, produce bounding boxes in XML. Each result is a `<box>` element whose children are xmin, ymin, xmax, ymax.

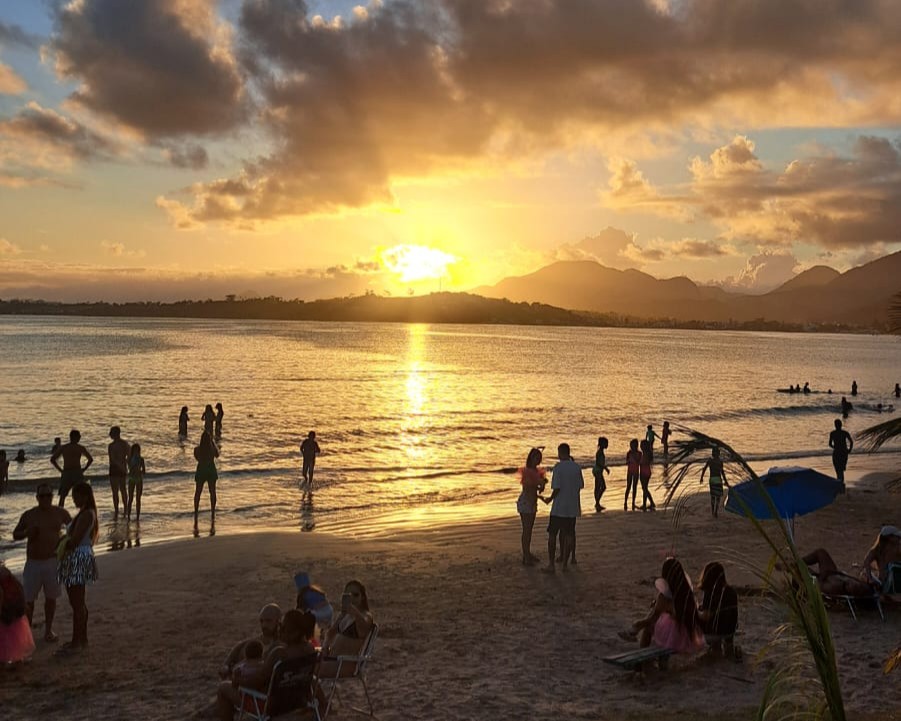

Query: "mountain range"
<box><xmin>476</xmin><ymin>251</ymin><xmax>901</xmax><ymax>327</ymax></box>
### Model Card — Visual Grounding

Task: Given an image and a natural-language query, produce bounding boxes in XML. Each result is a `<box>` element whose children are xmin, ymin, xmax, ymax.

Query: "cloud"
<box><xmin>556</xmin><ymin>227</ymin><xmax>646</xmax><ymax>269</ymax></box>
<box><xmin>0</xmin><ymin>102</ymin><xmax>118</xmax><ymax>163</ymax></box>
<box><xmin>0</xmin><ymin>238</ymin><xmax>22</xmax><ymax>255</ymax></box>
<box><xmin>0</xmin><ymin>21</ymin><xmax>41</xmax><ymax>49</ymax></box>
<box><xmin>0</xmin><ymin>62</ymin><xmax>26</xmax><ymax>94</ymax></box>
<box><xmin>667</xmin><ymin>239</ymin><xmax>731</xmax><ymax>259</ymax></box>
<box><xmin>607</xmin><ymin>134</ymin><xmax>901</xmax><ymax>251</ymax></box>
<box><xmin>160</xmin><ymin>143</ymin><xmax>209</xmax><ymax>170</ymax></box>
<box><xmin>100</xmin><ymin>241</ymin><xmax>145</xmax><ymax>258</ymax></box>
<box><xmin>719</xmin><ymin>251</ymin><xmax>798</xmax><ymax>294</ymax></box>
<box><xmin>48</xmin><ymin>0</ymin><xmax>245</xmax><ymax>138</ymax></box>
<box><xmin>157</xmin><ymin>0</ymin><xmax>901</xmax><ymax>226</ymax></box>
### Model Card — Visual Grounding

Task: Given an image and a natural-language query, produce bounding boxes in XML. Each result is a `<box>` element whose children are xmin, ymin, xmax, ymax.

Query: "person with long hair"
<box><xmin>622</xmin><ymin>557</ymin><xmax>703</xmax><ymax>654</ymax></box>
<box><xmin>516</xmin><ymin>448</ymin><xmax>546</xmax><ymax>566</ymax></box>
<box><xmin>193</xmin><ymin>431</ymin><xmax>220</xmax><ymax>523</ymax></box>
<box><xmin>214</xmin><ymin>402</ymin><xmax>224</xmax><ymax>437</ymax></box>
<box><xmin>202</xmin><ymin>404</ymin><xmax>215</xmax><ymax>435</ymax></box>
<box><xmin>127</xmin><ymin>443</ymin><xmax>146</xmax><ymax>521</ymax></box>
<box><xmin>319</xmin><ymin>580</ymin><xmax>374</xmax><ymax>679</ymax></box>
<box><xmin>178</xmin><ymin>406</ymin><xmax>189</xmax><ymax>437</ymax></box>
<box><xmin>638</xmin><ymin>439</ymin><xmax>656</xmax><ymax>512</ymax></box>
<box><xmin>57</xmin><ymin>481</ymin><xmax>99</xmax><ymax>653</ymax></box>
<box><xmin>0</xmin><ymin>563</ymin><xmax>35</xmax><ymax>664</ymax></box>
<box><xmin>697</xmin><ymin>561</ymin><xmax>739</xmax><ymax>658</ymax></box>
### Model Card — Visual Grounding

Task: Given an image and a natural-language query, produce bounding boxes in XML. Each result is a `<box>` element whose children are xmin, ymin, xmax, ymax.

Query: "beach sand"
<box><xmin>2</xmin><ymin>460</ymin><xmax>900</xmax><ymax>721</ymax></box>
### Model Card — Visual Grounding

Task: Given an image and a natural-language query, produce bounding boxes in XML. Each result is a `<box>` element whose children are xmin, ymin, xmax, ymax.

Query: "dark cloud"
<box><xmin>0</xmin><ymin>101</ymin><xmax>118</xmax><ymax>161</ymax></box>
<box><xmin>0</xmin><ymin>22</ymin><xmax>40</xmax><ymax>49</ymax></box>
<box><xmin>669</xmin><ymin>239</ymin><xmax>730</xmax><ymax>258</ymax></box>
<box><xmin>161</xmin><ymin>143</ymin><xmax>209</xmax><ymax>169</ymax></box>
<box><xmin>49</xmin><ymin>0</ymin><xmax>245</xmax><ymax>138</ymax></box>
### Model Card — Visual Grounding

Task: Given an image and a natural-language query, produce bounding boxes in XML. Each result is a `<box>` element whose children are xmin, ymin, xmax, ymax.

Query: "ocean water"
<box><xmin>0</xmin><ymin>316</ymin><xmax>898</xmax><ymax>564</ymax></box>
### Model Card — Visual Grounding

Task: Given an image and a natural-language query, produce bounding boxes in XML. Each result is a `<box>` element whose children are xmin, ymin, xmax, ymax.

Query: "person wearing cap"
<box><xmin>218</xmin><ymin>603</ymin><xmax>282</xmax><ymax>680</ymax></box>
<box><xmin>12</xmin><ymin>484</ymin><xmax>72</xmax><ymax>641</ymax></box>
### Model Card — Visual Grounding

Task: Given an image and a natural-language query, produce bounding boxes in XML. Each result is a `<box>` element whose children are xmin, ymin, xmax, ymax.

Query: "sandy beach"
<box><xmin>2</xmin><ymin>457</ymin><xmax>900</xmax><ymax>721</ymax></box>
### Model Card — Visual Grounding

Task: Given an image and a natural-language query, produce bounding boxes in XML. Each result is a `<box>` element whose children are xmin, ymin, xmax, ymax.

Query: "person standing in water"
<box><xmin>592</xmin><ymin>437</ymin><xmax>610</xmax><ymax>512</ymax></box>
<box><xmin>625</xmin><ymin>439</ymin><xmax>641</xmax><ymax>511</ymax></box>
<box><xmin>193</xmin><ymin>431</ymin><xmax>220</xmax><ymax>523</ymax></box>
<box><xmin>0</xmin><ymin>450</ymin><xmax>8</xmax><ymax>495</ymax></box>
<box><xmin>214</xmin><ymin>403</ymin><xmax>224</xmax><ymax>438</ymax></box>
<box><xmin>828</xmin><ymin>419</ymin><xmax>853</xmax><ymax>488</ymax></box>
<box><xmin>851</xmin><ymin>380</ymin><xmax>858</xmax><ymax>396</ymax></box>
<box><xmin>179</xmin><ymin>407</ymin><xmax>189</xmax><ymax>438</ymax></box>
<box><xmin>51</xmin><ymin>430</ymin><xmax>93</xmax><ymax>508</ymax></box>
<box><xmin>126</xmin><ymin>443</ymin><xmax>146</xmax><ymax>521</ymax></box>
<box><xmin>300</xmin><ymin>431</ymin><xmax>321</xmax><ymax>488</ymax></box>
<box><xmin>894</xmin><ymin>383</ymin><xmax>900</xmax><ymax>399</ymax></box>
<box><xmin>201</xmin><ymin>405</ymin><xmax>215</xmax><ymax>435</ymax></box>
<box><xmin>661</xmin><ymin>421</ymin><xmax>672</xmax><ymax>456</ymax></box>
<box><xmin>107</xmin><ymin>426</ymin><xmax>130</xmax><ymax>515</ymax></box>
<box><xmin>700</xmin><ymin>447</ymin><xmax>726</xmax><ymax>518</ymax></box>
<box><xmin>516</xmin><ymin>448</ymin><xmax>546</xmax><ymax>566</ymax></box>
<box><xmin>644</xmin><ymin>425</ymin><xmax>658</xmax><ymax>464</ymax></box>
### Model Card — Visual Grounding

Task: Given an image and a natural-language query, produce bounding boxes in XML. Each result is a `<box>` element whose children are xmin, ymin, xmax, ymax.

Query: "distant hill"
<box><xmin>772</xmin><ymin>265</ymin><xmax>840</xmax><ymax>293</ymax></box>
<box><xmin>476</xmin><ymin>252</ymin><xmax>901</xmax><ymax>328</ymax></box>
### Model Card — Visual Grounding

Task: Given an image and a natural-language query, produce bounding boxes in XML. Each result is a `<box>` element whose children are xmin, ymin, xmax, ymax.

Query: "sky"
<box><xmin>1</xmin><ymin>0</ymin><xmax>900</xmax><ymax>302</ymax></box>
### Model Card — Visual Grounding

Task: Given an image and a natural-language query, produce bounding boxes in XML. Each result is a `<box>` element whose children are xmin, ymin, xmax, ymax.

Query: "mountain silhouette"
<box><xmin>477</xmin><ymin>251</ymin><xmax>901</xmax><ymax>326</ymax></box>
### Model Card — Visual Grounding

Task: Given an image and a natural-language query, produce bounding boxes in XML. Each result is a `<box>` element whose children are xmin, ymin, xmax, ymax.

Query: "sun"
<box><xmin>380</xmin><ymin>244</ymin><xmax>458</xmax><ymax>283</ymax></box>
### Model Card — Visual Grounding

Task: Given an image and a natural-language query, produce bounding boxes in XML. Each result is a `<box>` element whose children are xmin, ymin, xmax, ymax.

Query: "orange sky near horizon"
<box><xmin>1</xmin><ymin>1</ymin><xmax>901</xmax><ymax>302</ymax></box>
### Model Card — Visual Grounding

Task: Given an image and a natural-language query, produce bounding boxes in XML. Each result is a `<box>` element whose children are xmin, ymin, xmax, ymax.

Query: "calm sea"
<box><xmin>1</xmin><ymin>316</ymin><xmax>898</xmax><ymax>564</ymax></box>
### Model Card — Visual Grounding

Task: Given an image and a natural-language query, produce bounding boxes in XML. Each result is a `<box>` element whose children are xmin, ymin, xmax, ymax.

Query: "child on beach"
<box><xmin>593</xmin><ymin>437</ymin><xmax>610</xmax><ymax>513</ymax></box>
<box><xmin>231</xmin><ymin>640</ymin><xmax>265</xmax><ymax>689</ymax></box>
<box><xmin>700</xmin><ymin>447</ymin><xmax>726</xmax><ymax>517</ymax></box>
<box><xmin>697</xmin><ymin>562</ymin><xmax>739</xmax><ymax>658</ymax></box>
<box><xmin>625</xmin><ymin>439</ymin><xmax>641</xmax><ymax>511</ymax></box>
<box><xmin>0</xmin><ymin>450</ymin><xmax>8</xmax><ymax>495</ymax></box>
<box><xmin>516</xmin><ymin>448</ymin><xmax>546</xmax><ymax>565</ymax></box>
<box><xmin>638</xmin><ymin>439</ymin><xmax>656</xmax><ymax>512</ymax></box>
<box><xmin>127</xmin><ymin>443</ymin><xmax>146</xmax><ymax>521</ymax></box>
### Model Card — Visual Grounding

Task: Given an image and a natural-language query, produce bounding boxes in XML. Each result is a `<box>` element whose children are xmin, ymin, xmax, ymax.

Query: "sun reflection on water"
<box><xmin>402</xmin><ymin>324</ymin><xmax>429</xmax><ymax>463</ymax></box>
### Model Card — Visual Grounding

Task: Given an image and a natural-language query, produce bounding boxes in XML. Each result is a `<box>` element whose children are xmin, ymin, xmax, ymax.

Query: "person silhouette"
<box><xmin>851</xmin><ymin>380</ymin><xmax>858</xmax><ymax>396</ymax></box>
<box><xmin>828</xmin><ymin>419</ymin><xmax>853</xmax><ymax>488</ymax></box>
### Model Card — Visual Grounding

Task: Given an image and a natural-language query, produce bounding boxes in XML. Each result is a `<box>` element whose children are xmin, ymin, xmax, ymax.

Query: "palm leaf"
<box><xmin>856</xmin><ymin>414</ymin><xmax>901</xmax><ymax>492</ymax></box>
<box><xmin>667</xmin><ymin>427</ymin><xmax>846</xmax><ymax>721</ymax></box>
<box><xmin>885</xmin><ymin>646</ymin><xmax>901</xmax><ymax>674</ymax></box>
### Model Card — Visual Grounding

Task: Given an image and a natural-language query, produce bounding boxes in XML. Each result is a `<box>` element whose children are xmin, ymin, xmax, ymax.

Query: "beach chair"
<box><xmin>321</xmin><ymin>624</ymin><xmax>379</xmax><ymax>719</ymax></box>
<box><xmin>817</xmin><ymin>573</ymin><xmax>885</xmax><ymax>622</ymax></box>
<box><xmin>237</xmin><ymin>652</ymin><xmax>322</xmax><ymax>721</ymax></box>
<box><xmin>603</xmin><ymin>645</ymin><xmax>674</xmax><ymax>672</ymax></box>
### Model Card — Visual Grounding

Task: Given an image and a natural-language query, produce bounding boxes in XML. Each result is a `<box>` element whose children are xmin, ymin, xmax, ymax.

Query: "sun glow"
<box><xmin>380</xmin><ymin>244</ymin><xmax>458</xmax><ymax>283</ymax></box>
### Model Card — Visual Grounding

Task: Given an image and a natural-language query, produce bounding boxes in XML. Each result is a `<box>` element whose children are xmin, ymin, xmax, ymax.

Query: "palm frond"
<box><xmin>885</xmin><ymin>646</ymin><xmax>901</xmax><ymax>674</ymax></box>
<box><xmin>857</xmin><ymin>417</ymin><xmax>901</xmax><ymax>452</ymax></box>
<box><xmin>667</xmin><ymin>426</ymin><xmax>846</xmax><ymax>721</ymax></box>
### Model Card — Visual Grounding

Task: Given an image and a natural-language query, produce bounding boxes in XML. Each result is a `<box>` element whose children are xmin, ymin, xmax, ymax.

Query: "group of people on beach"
<box><xmin>209</xmin><ymin>576</ymin><xmax>374</xmax><ymax>719</ymax></box>
<box><xmin>180</xmin><ymin>403</ymin><xmax>225</xmax><ymax>439</ymax></box>
<box><xmin>1</xmin><ymin>480</ymin><xmax>99</xmax><ymax>663</ymax></box>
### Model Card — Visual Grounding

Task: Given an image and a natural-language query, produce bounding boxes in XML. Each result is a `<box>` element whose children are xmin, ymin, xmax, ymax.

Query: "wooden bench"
<box><xmin>603</xmin><ymin>646</ymin><xmax>674</xmax><ymax>672</ymax></box>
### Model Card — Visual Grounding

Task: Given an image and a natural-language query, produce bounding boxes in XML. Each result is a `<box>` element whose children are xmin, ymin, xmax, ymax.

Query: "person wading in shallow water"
<box><xmin>300</xmin><ymin>431</ymin><xmax>321</xmax><ymax>488</ymax></box>
<box><xmin>51</xmin><ymin>430</ymin><xmax>93</xmax><ymax>508</ymax></box>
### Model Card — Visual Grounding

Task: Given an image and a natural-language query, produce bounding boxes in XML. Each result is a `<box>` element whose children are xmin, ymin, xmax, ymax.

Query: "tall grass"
<box><xmin>665</xmin><ymin>426</ymin><xmax>846</xmax><ymax>720</ymax></box>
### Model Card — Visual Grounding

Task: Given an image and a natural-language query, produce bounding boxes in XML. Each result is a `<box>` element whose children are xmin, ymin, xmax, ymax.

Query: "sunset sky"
<box><xmin>1</xmin><ymin>0</ymin><xmax>900</xmax><ymax>301</ymax></box>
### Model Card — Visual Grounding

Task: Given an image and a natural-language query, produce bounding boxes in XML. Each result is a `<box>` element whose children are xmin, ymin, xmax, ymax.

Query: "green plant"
<box><xmin>665</xmin><ymin>427</ymin><xmax>846</xmax><ymax>720</ymax></box>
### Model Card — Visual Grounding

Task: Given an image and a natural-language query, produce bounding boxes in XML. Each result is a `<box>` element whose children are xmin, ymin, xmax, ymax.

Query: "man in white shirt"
<box><xmin>541</xmin><ymin>443</ymin><xmax>584</xmax><ymax>574</ymax></box>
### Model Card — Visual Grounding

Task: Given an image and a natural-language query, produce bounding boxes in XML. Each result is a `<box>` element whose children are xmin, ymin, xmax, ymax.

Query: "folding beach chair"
<box><xmin>817</xmin><ymin>572</ymin><xmax>885</xmax><ymax>622</ymax></box>
<box><xmin>603</xmin><ymin>646</ymin><xmax>674</xmax><ymax>672</ymax></box>
<box><xmin>237</xmin><ymin>652</ymin><xmax>322</xmax><ymax>721</ymax></box>
<box><xmin>321</xmin><ymin>624</ymin><xmax>379</xmax><ymax>719</ymax></box>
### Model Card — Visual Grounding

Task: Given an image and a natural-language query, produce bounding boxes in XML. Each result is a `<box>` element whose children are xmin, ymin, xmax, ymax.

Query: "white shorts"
<box><xmin>23</xmin><ymin>558</ymin><xmax>62</xmax><ymax>602</ymax></box>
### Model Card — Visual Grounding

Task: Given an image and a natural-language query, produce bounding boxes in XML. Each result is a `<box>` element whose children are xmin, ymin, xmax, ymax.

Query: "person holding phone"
<box><xmin>320</xmin><ymin>580</ymin><xmax>373</xmax><ymax>678</ymax></box>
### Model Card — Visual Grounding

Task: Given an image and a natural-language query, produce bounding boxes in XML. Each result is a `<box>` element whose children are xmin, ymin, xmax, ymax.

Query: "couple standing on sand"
<box><xmin>517</xmin><ymin>443</ymin><xmax>584</xmax><ymax>573</ymax></box>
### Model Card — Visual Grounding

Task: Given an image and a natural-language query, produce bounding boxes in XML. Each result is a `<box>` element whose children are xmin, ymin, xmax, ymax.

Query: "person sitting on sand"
<box><xmin>621</xmin><ymin>557</ymin><xmax>704</xmax><ymax>654</ymax></box>
<box><xmin>697</xmin><ymin>562</ymin><xmax>739</xmax><ymax>659</ymax></box>
<box><xmin>219</xmin><ymin>603</ymin><xmax>283</xmax><ymax>680</ymax></box>
<box><xmin>0</xmin><ymin>563</ymin><xmax>36</xmax><ymax>665</ymax></box>
<box><xmin>216</xmin><ymin>609</ymin><xmax>317</xmax><ymax>720</ymax></box>
<box><xmin>319</xmin><ymin>580</ymin><xmax>374</xmax><ymax>679</ymax></box>
<box><xmin>517</xmin><ymin>447</ymin><xmax>546</xmax><ymax>565</ymax></box>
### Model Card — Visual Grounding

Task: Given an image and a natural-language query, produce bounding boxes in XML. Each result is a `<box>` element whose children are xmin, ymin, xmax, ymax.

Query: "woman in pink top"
<box><xmin>625</xmin><ymin>439</ymin><xmax>641</xmax><ymax>512</ymax></box>
<box><xmin>516</xmin><ymin>448</ymin><xmax>546</xmax><ymax>566</ymax></box>
<box><xmin>638</xmin><ymin>439</ymin><xmax>656</xmax><ymax>512</ymax></box>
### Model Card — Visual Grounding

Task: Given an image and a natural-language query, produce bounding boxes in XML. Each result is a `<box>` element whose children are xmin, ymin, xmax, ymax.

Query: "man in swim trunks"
<box><xmin>51</xmin><ymin>429</ymin><xmax>93</xmax><ymax>507</ymax></box>
<box><xmin>700</xmin><ymin>447</ymin><xmax>726</xmax><ymax>518</ymax></box>
<box><xmin>107</xmin><ymin>426</ymin><xmax>130</xmax><ymax>515</ymax></box>
<box><xmin>12</xmin><ymin>483</ymin><xmax>71</xmax><ymax>641</ymax></box>
<box><xmin>300</xmin><ymin>431</ymin><xmax>321</xmax><ymax>488</ymax></box>
<box><xmin>828</xmin><ymin>419</ymin><xmax>853</xmax><ymax>488</ymax></box>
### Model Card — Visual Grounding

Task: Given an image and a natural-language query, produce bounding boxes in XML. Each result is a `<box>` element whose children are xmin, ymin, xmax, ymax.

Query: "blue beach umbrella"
<box><xmin>725</xmin><ymin>466</ymin><xmax>843</xmax><ymax>538</ymax></box>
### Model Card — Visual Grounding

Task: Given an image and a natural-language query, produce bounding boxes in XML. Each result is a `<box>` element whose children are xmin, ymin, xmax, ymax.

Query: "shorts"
<box><xmin>59</xmin><ymin>468</ymin><xmax>83</xmax><ymax>498</ymax></box>
<box><xmin>195</xmin><ymin>460</ymin><xmax>218</xmax><ymax>486</ymax></box>
<box><xmin>109</xmin><ymin>472</ymin><xmax>127</xmax><ymax>487</ymax></box>
<box><xmin>23</xmin><ymin>558</ymin><xmax>62</xmax><ymax>602</ymax></box>
<box><xmin>547</xmin><ymin>515</ymin><xmax>576</xmax><ymax>536</ymax></box>
<box><xmin>709</xmin><ymin>476</ymin><xmax>724</xmax><ymax>498</ymax></box>
<box><xmin>832</xmin><ymin>454</ymin><xmax>848</xmax><ymax>473</ymax></box>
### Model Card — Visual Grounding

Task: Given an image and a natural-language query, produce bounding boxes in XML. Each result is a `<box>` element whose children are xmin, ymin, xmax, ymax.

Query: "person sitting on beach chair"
<box><xmin>697</xmin><ymin>562</ymin><xmax>739</xmax><ymax>659</ymax></box>
<box><xmin>620</xmin><ymin>557</ymin><xmax>704</xmax><ymax>654</ymax></box>
<box><xmin>319</xmin><ymin>580</ymin><xmax>374</xmax><ymax>680</ymax></box>
<box><xmin>801</xmin><ymin>548</ymin><xmax>875</xmax><ymax>597</ymax></box>
<box><xmin>862</xmin><ymin>526</ymin><xmax>901</xmax><ymax>590</ymax></box>
<box><xmin>219</xmin><ymin>603</ymin><xmax>283</xmax><ymax>680</ymax></box>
